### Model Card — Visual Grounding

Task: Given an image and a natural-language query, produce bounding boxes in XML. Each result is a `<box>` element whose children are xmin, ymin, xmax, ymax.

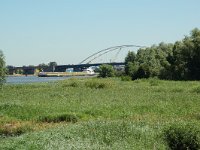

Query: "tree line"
<box><xmin>124</xmin><ymin>28</ymin><xmax>200</xmax><ymax>80</ymax></box>
<box><xmin>1</xmin><ymin>28</ymin><xmax>200</xmax><ymax>84</ymax></box>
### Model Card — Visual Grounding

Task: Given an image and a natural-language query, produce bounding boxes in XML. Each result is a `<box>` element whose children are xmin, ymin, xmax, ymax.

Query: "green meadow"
<box><xmin>1</xmin><ymin>78</ymin><xmax>200</xmax><ymax>149</ymax></box>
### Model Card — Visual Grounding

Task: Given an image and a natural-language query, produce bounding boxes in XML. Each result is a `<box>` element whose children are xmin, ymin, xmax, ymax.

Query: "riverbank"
<box><xmin>38</xmin><ymin>72</ymin><xmax>97</xmax><ymax>77</ymax></box>
<box><xmin>1</xmin><ymin>78</ymin><xmax>200</xmax><ymax>149</ymax></box>
<box><xmin>7</xmin><ymin>72</ymin><xmax>97</xmax><ymax>77</ymax></box>
<box><xmin>6</xmin><ymin>74</ymin><xmax>34</xmax><ymax>77</ymax></box>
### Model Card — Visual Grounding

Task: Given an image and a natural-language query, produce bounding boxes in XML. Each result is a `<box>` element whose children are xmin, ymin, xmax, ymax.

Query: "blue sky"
<box><xmin>0</xmin><ymin>0</ymin><xmax>200</xmax><ymax>66</ymax></box>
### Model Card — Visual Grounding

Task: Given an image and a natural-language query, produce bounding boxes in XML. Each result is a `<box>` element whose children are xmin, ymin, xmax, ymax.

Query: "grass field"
<box><xmin>1</xmin><ymin>78</ymin><xmax>200</xmax><ymax>149</ymax></box>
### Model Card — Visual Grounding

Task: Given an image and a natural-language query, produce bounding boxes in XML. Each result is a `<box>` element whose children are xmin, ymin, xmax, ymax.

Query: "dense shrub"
<box><xmin>163</xmin><ymin>124</ymin><xmax>200</xmax><ymax>150</ymax></box>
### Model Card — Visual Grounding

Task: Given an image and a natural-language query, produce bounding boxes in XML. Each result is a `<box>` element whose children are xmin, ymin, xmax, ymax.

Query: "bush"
<box><xmin>61</xmin><ymin>78</ymin><xmax>80</xmax><ymax>88</ymax></box>
<box><xmin>0</xmin><ymin>50</ymin><xmax>6</xmax><ymax>88</ymax></box>
<box><xmin>115</xmin><ymin>70</ymin><xmax>125</xmax><ymax>77</ymax></box>
<box><xmin>121</xmin><ymin>76</ymin><xmax>132</xmax><ymax>81</ymax></box>
<box><xmin>38</xmin><ymin>113</ymin><xmax>78</xmax><ymax>123</ymax></box>
<box><xmin>163</xmin><ymin>124</ymin><xmax>200</xmax><ymax>150</ymax></box>
<box><xmin>85</xmin><ymin>79</ymin><xmax>114</xmax><ymax>89</ymax></box>
<box><xmin>98</xmin><ymin>64</ymin><xmax>115</xmax><ymax>78</ymax></box>
<box><xmin>149</xmin><ymin>78</ymin><xmax>160</xmax><ymax>86</ymax></box>
<box><xmin>68</xmin><ymin>81</ymin><xmax>79</xmax><ymax>87</ymax></box>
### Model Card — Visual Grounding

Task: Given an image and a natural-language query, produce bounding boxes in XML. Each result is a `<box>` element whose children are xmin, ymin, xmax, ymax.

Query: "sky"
<box><xmin>0</xmin><ymin>0</ymin><xmax>200</xmax><ymax>66</ymax></box>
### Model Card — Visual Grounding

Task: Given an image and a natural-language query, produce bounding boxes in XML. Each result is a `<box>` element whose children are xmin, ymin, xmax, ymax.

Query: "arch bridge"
<box><xmin>7</xmin><ymin>45</ymin><xmax>145</xmax><ymax>74</ymax></box>
<box><xmin>55</xmin><ymin>45</ymin><xmax>145</xmax><ymax>72</ymax></box>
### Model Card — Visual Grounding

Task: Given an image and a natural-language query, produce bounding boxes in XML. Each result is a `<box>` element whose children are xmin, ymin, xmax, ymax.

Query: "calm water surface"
<box><xmin>6</xmin><ymin>76</ymin><xmax>71</xmax><ymax>84</ymax></box>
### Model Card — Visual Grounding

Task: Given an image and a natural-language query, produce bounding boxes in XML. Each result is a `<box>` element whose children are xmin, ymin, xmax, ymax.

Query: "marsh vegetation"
<box><xmin>1</xmin><ymin>78</ymin><xmax>200</xmax><ymax>149</ymax></box>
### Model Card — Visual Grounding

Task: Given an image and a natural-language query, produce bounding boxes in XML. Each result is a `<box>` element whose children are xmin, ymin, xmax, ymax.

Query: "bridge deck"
<box><xmin>55</xmin><ymin>62</ymin><xmax>125</xmax><ymax>72</ymax></box>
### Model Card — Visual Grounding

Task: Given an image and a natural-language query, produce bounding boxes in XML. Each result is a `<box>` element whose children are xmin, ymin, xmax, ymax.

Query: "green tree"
<box><xmin>38</xmin><ymin>63</ymin><xmax>48</xmax><ymax>72</ymax></box>
<box><xmin>156</xmin><ymin>42</ymin><xmax>174</xmax><ymax>79</ymax></box>
<box><xmin>125</xmin><ymin>51</ymin><xmax>136</xmax><ymax>64</ymax></box>
<box><xmin>124</xmin><ymin>51</ymin><xmax>136</xmax><ymax>75</ymax></box>
<box><xmin>125</xmin><ymin>62</ymin><xmax>138</xmax><ymax>77</ymax></box>
<box><xmin>0</xmin><ymin>50</ymin><xmax>6</xmax><ymax>87</ymax></box>
<box><xmin>169</xmin><ymin>28</ymin><xmax>200</xmax><ymax>80</ymax></box>
<box><xmin>48</xmin><ymin>62</ymin><xmax>57</xmax><ymax>72</ymax></box>
<box><xmin>134</xmin><ymin>64</ymin><xmax>151</xmax><ymax>79</ymax></box>
<box><xmin>135</xmin><ymin>47</ymin><xmax>160</xmax><ymax>78</ymax></box>
<box><xmin>98</xmin><ymin>64</ymin><xmax>115</xmax><ymax>78</ymax></box>
<box><xmin>184</xmin><ymin>28</ymin><xmax>200</xmax><ymax>80</ymax></box>
<box><xmin>167</xmin><ymin>41</ymin><xmax>186</xmax><ymax>80</ymax></box>
<box><xmin>123</xmin><ymin>28</ymin><xmax>200</xmax><ymax>80</ymax></box>
<box><xmin>133</xmin><ymin>43</ymin><xmax>173</xmax><ymax>79</ymax></box>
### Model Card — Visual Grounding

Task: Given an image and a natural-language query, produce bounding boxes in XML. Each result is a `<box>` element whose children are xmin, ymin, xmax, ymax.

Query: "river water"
<box><xmin>6</xmin><ymin>76</ymin><xmax>72</xmax><ymax>84</ymax></box>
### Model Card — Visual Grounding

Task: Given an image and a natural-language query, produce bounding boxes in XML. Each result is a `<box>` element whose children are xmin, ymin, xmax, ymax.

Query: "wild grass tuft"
<box><xmin>192</xmin><ymin>86</ymin><xmax>200</xmax><ymax>94</ymax></box>
<box><xmin>61</xmin><ymin>78</ymin><xmax>80</xmax><ymax>87</ymax></box>
<box><xmin>84</xmin><ymin>109</ymin><xmax>103</xmax><ymax>117</ymax></box>
<box><xmin>171</xmin><ymin>88</ymin><xmax>184</xmax><ymax>93</ymax></box>
<box><xmin>38</xmin><ymin>113</ymin><xmax>78</xmax><ymax>123</ymax></box>
<box><xmin>0</xmin><ymin>121</ymin><xmax>32</xmax><ymax>137</ymax></box>
<box><xmin>192</xmin><ymin>113</ymin><xmax>200</xmax><ymax>121</ymax></box>
<box><xmin>85</xmin><ymin>79</ymin><xmax>114</xmax><ymax>89</ymax></box>
<box><xmin>149</xmin><ymin>78</ymin><xmax>160</xmax><ymax>86</ymax></box>
<box><xmin>121</xmin><ymin>75</ymin><xmax>132</xmax><ymax>81</ymax></box>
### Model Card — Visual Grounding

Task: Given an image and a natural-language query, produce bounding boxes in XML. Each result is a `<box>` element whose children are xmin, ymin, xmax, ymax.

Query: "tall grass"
<box><xmin>38</xmin><ymin>113</ymin><xmax>78</xmax><ymax>123</ymax></box>
<box><xmin>1</xmin><ymin>78</ymin><xmax>200</xmax><ymax>149</ymax></box>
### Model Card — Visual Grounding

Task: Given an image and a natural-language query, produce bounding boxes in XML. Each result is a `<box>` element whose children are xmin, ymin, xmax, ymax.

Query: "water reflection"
<box><xmin>6</xmin><ymin>76</ymin><xmax>71</xmax><ymax>84</ymax></box>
